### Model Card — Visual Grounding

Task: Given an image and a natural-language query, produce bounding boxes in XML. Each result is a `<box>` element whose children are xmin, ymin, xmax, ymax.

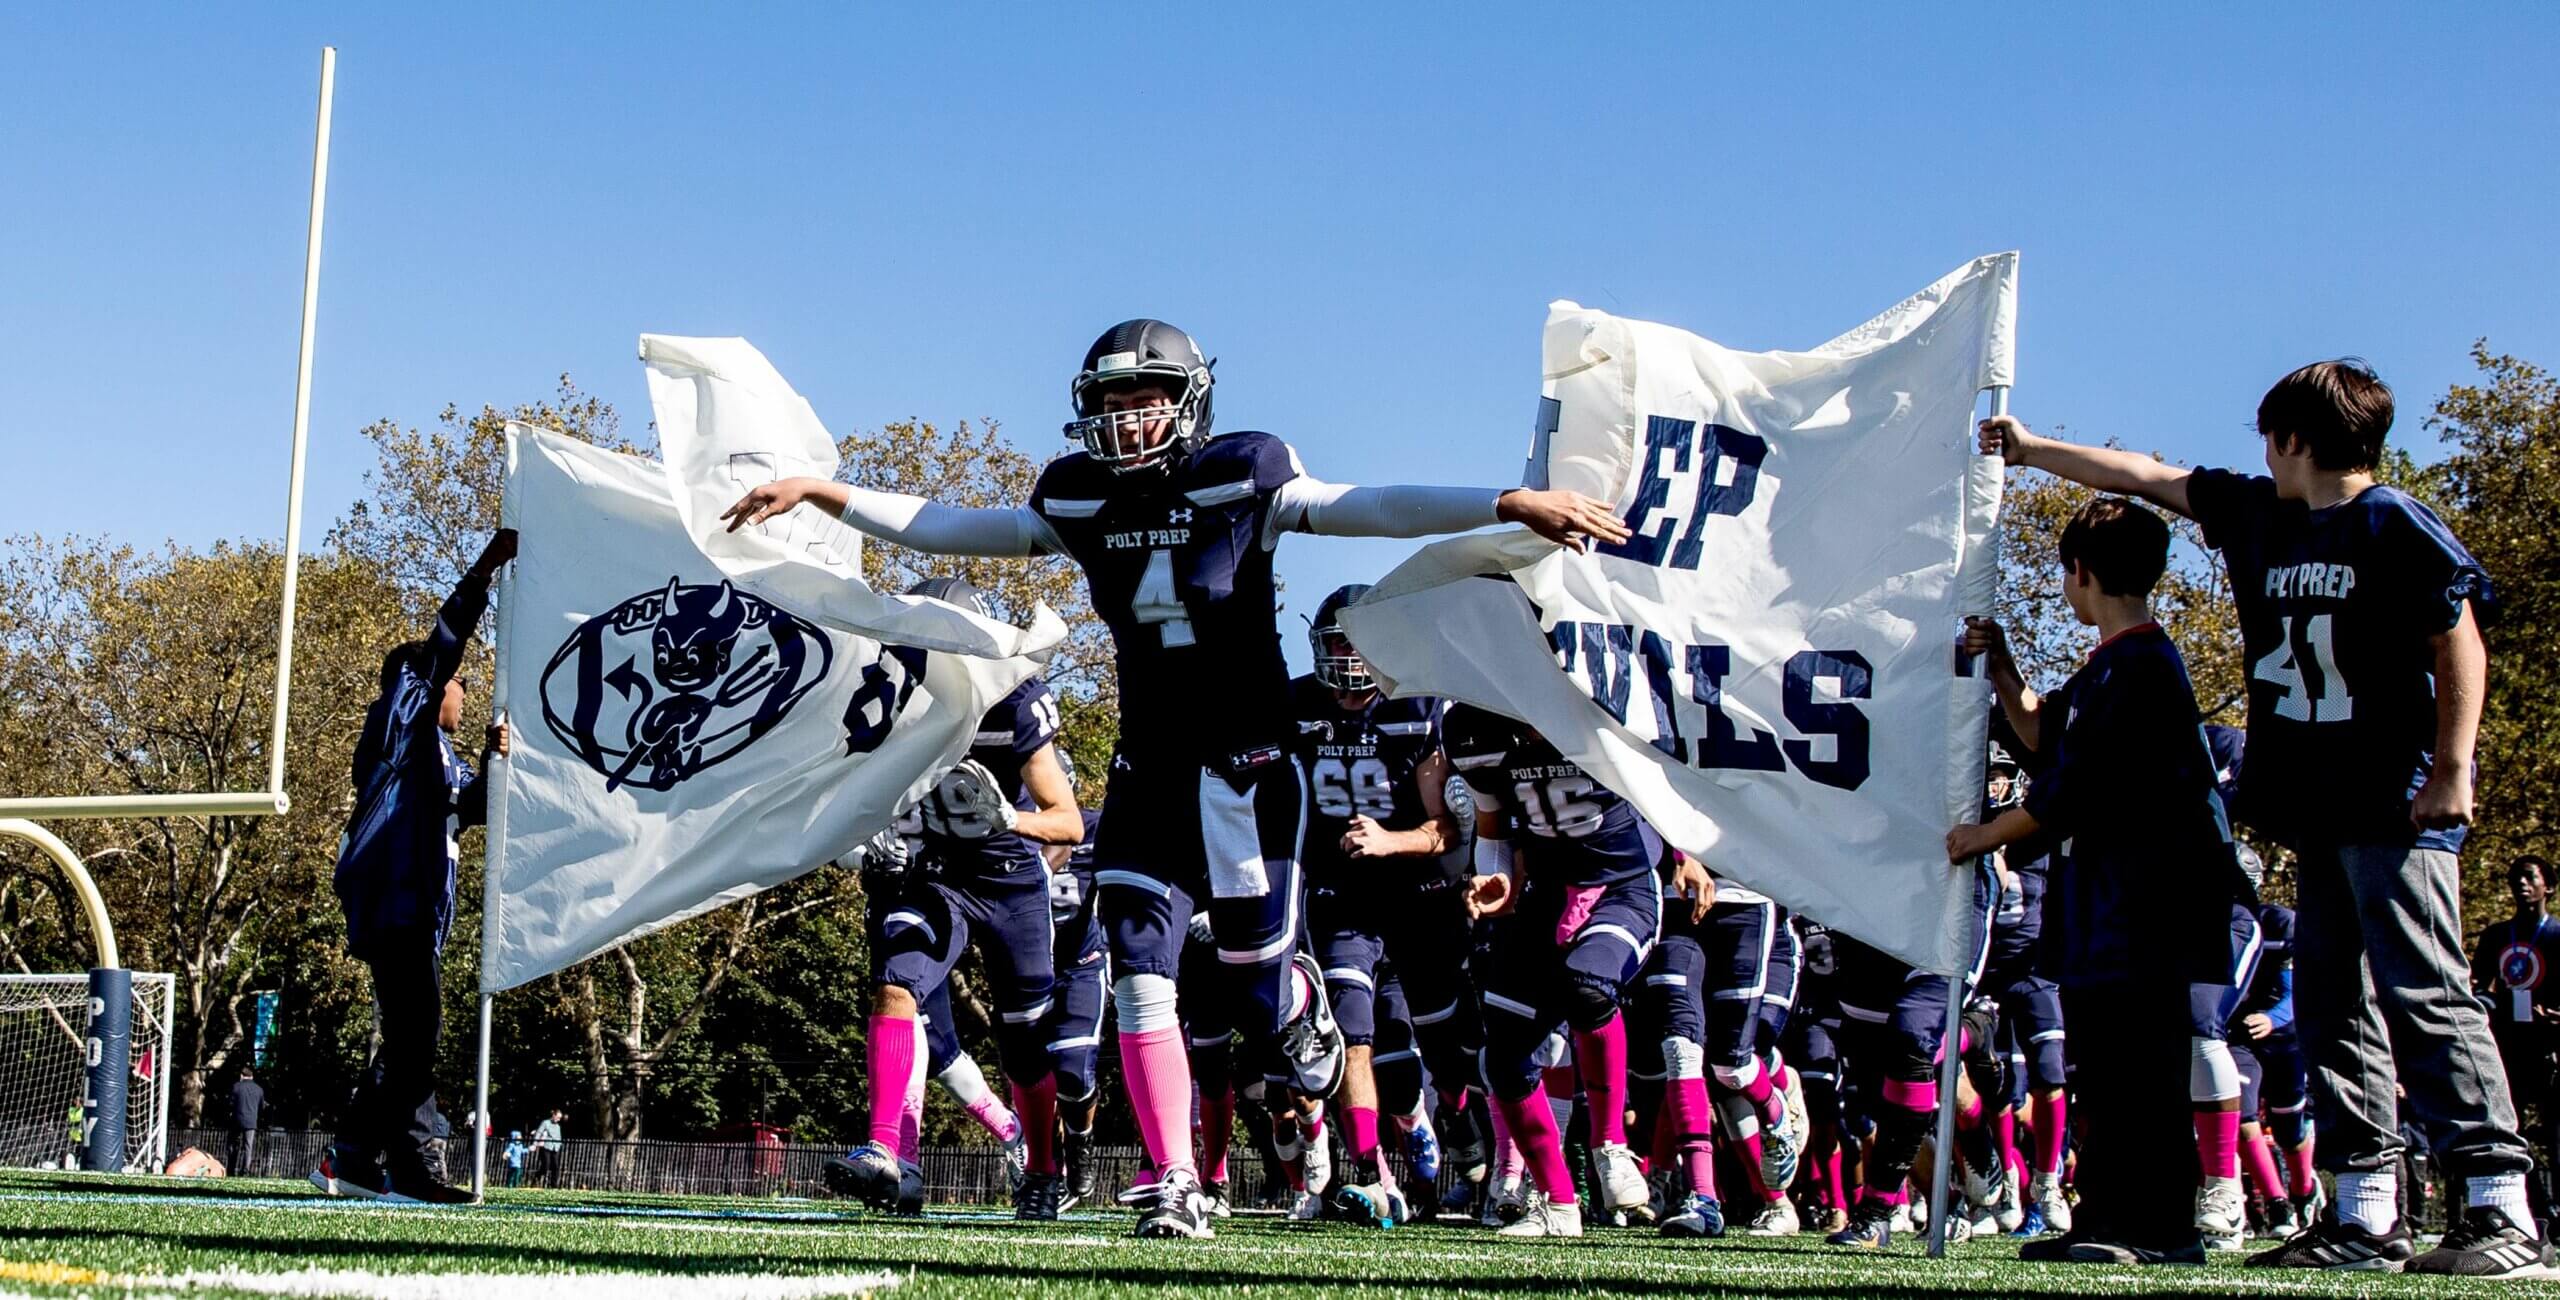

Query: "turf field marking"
<box><xmin>0</xmin><ymin>1259</ymin><xmax>115</xmax><ymax>1286</ymax></box>
<box><xmin>157</xmin><ymin>1267</ymin><xmax>904</xmax><ymax>1298</ymax></box>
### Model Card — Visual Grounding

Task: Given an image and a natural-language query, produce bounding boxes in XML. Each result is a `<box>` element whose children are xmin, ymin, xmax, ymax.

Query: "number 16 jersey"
<box><xmin>1444</xmin><ymin>702</ymin><xmax>1661</xmax><ymax>886</ymax></box>
<box><xmin>1287</xmin><ymin>675</ymin><xmax>1447</xmax><ymax>889</ymax></box>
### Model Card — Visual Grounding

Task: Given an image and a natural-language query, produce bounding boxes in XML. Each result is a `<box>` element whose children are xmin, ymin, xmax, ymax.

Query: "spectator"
<box><xmin>533</xmin><ymin>1109</ymin><xmax>564</xmax><ymax>1187</ymax></box>
<box><xmin>502</xmin><ymin>1131</ymin><xmax>528</xmax><ymax>1188</ymax></box>
<box><xmin>2473</xmin><ymin>854</ymin><xmax>2560</xmax><ymax>1227</ymax></box>
<box><xmin>309</xmin><ymin>529</ymin><xmax>515</xmax><ymax>1206</ymax></box>
<box><xmin>226</xmin><ymin>1067</ymin><xmax>264</xmax><ymax>1177</ymax></box>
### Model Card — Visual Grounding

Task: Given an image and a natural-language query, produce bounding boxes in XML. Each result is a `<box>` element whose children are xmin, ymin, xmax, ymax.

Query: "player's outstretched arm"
<box><xmin>723</xmin><ymin>476</ymin><xmax>1053</xmax><ymax>558</ymax></box>
<box><xmin>1272</xmin><ymin>478</ymin><xmax>1631</xmax><ymax>552</ymax></box>
<box><xmin>1979</xmin><ymin>416</ymin><xmax>2196</xmax><ymax>519</ymax></box>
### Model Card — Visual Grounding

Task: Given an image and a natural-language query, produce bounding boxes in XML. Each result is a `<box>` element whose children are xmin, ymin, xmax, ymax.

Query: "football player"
<box><xmin>2236</xmin><ymin>893</ymin><xmax>2316</xmax><ymax>1234</ymax></box>
<box><xmin>1446</xmin><ymin>702</ymin><xmax>1670</xmax><ymax>1238</ymax></box>
<box><xmin>824</xmin><ymin>579</ymin><xmax>1087</xmax><ymax>1220</ymax></box>
<box><xmin>1783</xmin><ymin>919</ymin><xmax>1855</xmax><ymax>1234</ymax></box>
<box><xmin>1036</xmin><ymin>807</ymin><xmax>1109</xmax><ymax>1214</ymax></box>
<box><xmin>1289</xmin><ymin>585</ymin><xmax>1473</xmax><ymax>1228</ymax></box>
<box><xmin>729</xmin><ymin>320</ymin><xmax>1624</xmax><ymax>1237</ymax></box>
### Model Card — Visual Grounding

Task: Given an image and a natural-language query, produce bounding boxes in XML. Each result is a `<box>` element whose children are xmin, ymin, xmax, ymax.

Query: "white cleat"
<box><xmin>1594</xmin><ymin>1142</ymin><xmax>1649</xmax><ymax>1217</ymax></box>
<box><xmin>1497</xmin><ymin>1191</ymin><xmax>1585</xmax><ymax>1238</ymax></box>
<box><xmin>1485</xmin><ymin>1177</ymin><xmax>1527</xmax><ymax>1227</ymax></box>
<box><xmin>1287</xmin><ymin>1189</ymin><xmax>1326</xmax><ymax>1221</ymax></box>
<box><xmin>1745</xmin><ymin>1196</ymin><xmax>1801</xmax><ymax>1237</ymax></box>
<box><xmin>2030</xmin><ymin>1169</ymin><xmax>2073</xmax><ymax>1235</ymax></box>
<box><xmin>2197</xmin><ymin>1176</ymin><xmax>2247</xmax><ymax>1251</ymax></box>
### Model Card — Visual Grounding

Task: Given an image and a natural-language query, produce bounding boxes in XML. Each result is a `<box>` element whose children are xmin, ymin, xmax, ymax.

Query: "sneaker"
<box><xmin>1014</xmin><ymin>1171</ymin><xmax>1064</xmax><ymax>1221</ymax></box>
<box><xmin>1130</xmin><ymin>1168</ymin><xmax>1216</xmax><ymax>1240</ymax></box>
<box><xmin>309</xmin><ymin>1147</ymin><xmax>386</xmax><ymax>1201</ymax></box>
<box><xmin>2245</xmin><ymin>1212</ymin><xmax>2415</xmax><ymax>1271</ymax></box>
<box><xmin>1287</xmin><ymin>1189</ymin><xmax>1326</xmax><ymax>1221</ymax></box>
<box><xmin>1278</xmin><ymin>953</ymin><xmax>1347</xmax><ymax>1098</ymax></box>
<box><xmin>2197</xmin><ymin>1177</ymin><xmax>2248</xmax><ymax>1251</ymax></box>
<box><xmin>1659</xmin><ymin>1192</ymin><xmax>1725</xmax><ymax>1238</ymax></box>
<box><xmin>821</xmin><ymin>1143</ymin><xmax>913</xmax><ymax>1212</ymax></box>
<box><xmin>2029</xmin><ymin>1170</ymin><xmax>2073</xmax><ymax>1235</ymax></box>
<box><xmin>1758</xmin><ymin>1125</ymin><xmax>1802</xmax><ymax>1196</ymax></box>
<box><xmin>1745</xmin><ymin>1197</ymin><xmax>1801</xmax><ymax>1237</ymax></box>
<box><xmin>1404</xmin><ymin>1117</ymin><xmax>1442</xmax><ymax>1186</ymax></box>
<box><xmin>1497</xmin><ymin>1191</ymin><xmax>1584</xmax><ymax>1238</ymax></box>
<box><xmin>1202</xmin><ymin>1178</ymin><xmax>1234</xmax><ymax>1219</ymax></box>
<box><xmin>1002</xmin><ymin>1126</ymin><xmax>1030</xmax><ymax>1194</ymax></box>
<box><xmin>2408</xmin><ymin>1206</ymin><xmax>2560</xmax><ymax>1278</ymax></box>
<box><xmin>1826</xmin><ymin>1198</ymin><xmax>1897</xmax><ymax>1250</ymax></box>
<box><xmin>1062</xmin><ymin>1127</ymin><xmax>1096</xmax><ymax>1210</ymax></box>
<box><xmin>1487</xmin><ymin>1177</ymin><xmax>1528</xmax><ymax>1227</ymax></box>
<box><xmin>1593</xmin><ymin>1142</ymin><xmax>1649</xmax><ymax>1217</ymax></box>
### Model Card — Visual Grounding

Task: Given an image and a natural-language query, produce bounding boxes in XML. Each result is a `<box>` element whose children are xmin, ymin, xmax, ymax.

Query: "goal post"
<box><xmin>0</xmin><ymin>973</ymin><xmax>174</xmax><ymax>1173</ymax></box>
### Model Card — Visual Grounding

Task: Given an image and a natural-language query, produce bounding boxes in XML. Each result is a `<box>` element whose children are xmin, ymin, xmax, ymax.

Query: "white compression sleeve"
<box><xmin>835</xmin><ymin>486</ymin><xmax>1063</xmax><ymax>557</ymax></box>
<box><xmin>1263</xmin><ymin>477</ymin><xmax>1502</xmax><ymax>547</ymax></box>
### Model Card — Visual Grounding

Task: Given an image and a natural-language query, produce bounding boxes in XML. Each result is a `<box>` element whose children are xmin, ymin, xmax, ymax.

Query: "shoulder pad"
<box><xmin>1030</xmin><ymin>452</ymin><xmax>1112</xmax><ymax>517</ymax></box>
<box><xmin>1185</xmin><ymin>431</ymin><xmax>1300</xmax><ymax>500</ymax></box>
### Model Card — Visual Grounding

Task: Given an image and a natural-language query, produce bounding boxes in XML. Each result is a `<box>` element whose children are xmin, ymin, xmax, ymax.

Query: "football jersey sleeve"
<box><xmin>1008</xmin><ymin>680</ymin><xmax>1061</xmax><ymax>756</ymax></box>
<box><xmin>2184</xmin><ymin>467</ymin><xmax>2274</xmax><ymax>555</ymax></box>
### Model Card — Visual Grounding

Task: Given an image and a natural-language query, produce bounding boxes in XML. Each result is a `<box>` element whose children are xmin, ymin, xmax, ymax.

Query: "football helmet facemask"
<box><xmin>1065</xmin><ymin>319</ymin><xmax>1214</xmax><ymax>473</ymax></box>
<box><xmin>1308</xmin><ymin>583</ymin><xmax>1375</xmax><ymax>694</ymax></box>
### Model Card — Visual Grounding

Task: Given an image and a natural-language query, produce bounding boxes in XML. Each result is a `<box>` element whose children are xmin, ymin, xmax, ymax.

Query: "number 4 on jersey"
<box><xmin>2252</xmin><ymin>613</ymin><xmax>2353</xmax><ymax>723</ymax></box>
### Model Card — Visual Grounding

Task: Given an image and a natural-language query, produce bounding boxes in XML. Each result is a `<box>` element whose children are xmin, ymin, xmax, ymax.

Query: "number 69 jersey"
<box><xmin>1443</xmin><ymin>702</ymin><xmax>1663</xmax><ymax>887</ymax></box>
<box><xmin>1287</xmin><ymin>675</ymin><xmax>1447</xmax><ymax>887</ymax></box>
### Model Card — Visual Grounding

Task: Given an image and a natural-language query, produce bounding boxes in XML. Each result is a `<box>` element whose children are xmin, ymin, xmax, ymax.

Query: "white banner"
<box><xmin>1340</xmin><ymin>254</ymin><xmax>2016</xmax><ymax>974</ymax></box>
<box><xmin>483</xmin><ymin>424</ymin><xmax>1055</xmax><ymax>992</ymax></box>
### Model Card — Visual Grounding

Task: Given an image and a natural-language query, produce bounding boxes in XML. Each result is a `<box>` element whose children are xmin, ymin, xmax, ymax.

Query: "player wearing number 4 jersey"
<box><xmin>727</xmin><ymin>319</ymin><xmax>1629</xmax><ymax>1239</ymax></box>
<box><xmin>1290</xmin><ymin>585</ymin><xmax>1476</xmax><ymax>1229</ymax></box>
<box><xmin>1983</xmin><ymin>359</ymin><xmax>2549</xmax><ymax>1278</ymax></box>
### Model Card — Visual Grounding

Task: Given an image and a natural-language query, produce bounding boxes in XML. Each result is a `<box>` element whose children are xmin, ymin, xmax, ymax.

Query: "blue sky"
<box><xmin>7</xmin><ymin>5</ymin><xmax>2554</xmax><ymax>671</ymax></box>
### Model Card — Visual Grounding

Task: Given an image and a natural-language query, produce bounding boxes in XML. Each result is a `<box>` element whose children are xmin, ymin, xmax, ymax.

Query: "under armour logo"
<box><xmin>1168</xmin><ymin>508</ymin><xmax>1194</xmax><ymax>524</ymax></box>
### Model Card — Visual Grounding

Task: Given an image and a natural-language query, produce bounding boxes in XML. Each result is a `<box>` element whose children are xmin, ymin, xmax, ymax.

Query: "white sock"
<box><xmin>2335</xmin><ymin>1169</ymin><xmax>2400</xmax><ymax>1235</ymax></box>
<box><xmin>2469</xmin><ymin>1173</ymin><xmax>2539</xmax><ymax>1238</ymax></box>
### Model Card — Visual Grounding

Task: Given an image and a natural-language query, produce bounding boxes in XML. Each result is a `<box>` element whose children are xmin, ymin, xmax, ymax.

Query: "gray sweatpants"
<box><xmin>2295</xmin><ymin>840</ymin><xmax>2532</xmax><ymax>1177</ymax></box>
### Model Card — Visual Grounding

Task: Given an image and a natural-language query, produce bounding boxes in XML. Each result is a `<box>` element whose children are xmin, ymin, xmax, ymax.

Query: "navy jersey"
<box><xmin>902</xmin><ymin>677</ymin><xmax>1061</xmax><ymax>881</ymax></box>
<box><xmin>1029</xmin><ymin>432</ymin><xmax>1301</xmax><ymax>764</ymax></box>
<box><xmin>1443</xmin><ymin>703</ymin><xmax>1660</xmax><ymax>886</ymax></box>
<box><xmin>2236</xmin><ymin>902</ymin><xmax>2296</xmax><ymax>1037</ymax></box>
<box><xmin>2026</xmin><ymin>624</ymin><xmax>2249</xmax><ymax>988</ymax></box>
<box><xmin>1288</xmin><ymin>675</ymin><xmax>1446</xmax><ymax>884</ymax></box>
<box><xmin>1050</xmin><ymin>809</ymin><xmax>1106</xmax><ymax>967</ymax></box>
<box><xmin>2187</xmin><ymin>469</ymin><xmax>2496</xmax><ymax>850</ymax></box>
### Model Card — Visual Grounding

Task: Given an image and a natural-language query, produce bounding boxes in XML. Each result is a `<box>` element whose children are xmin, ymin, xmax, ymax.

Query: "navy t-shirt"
<box><xmin>2026</xmin><ymin>624</ymin><xmax>2248</xmax><ymax>988</ymax></box>
<box><xmin>902</xmin><ymin>677</ymin><xmax>1060</xmax><ymax>882</ymax></box>
<box><xmin>2186</xmin><ymin>469</ymin><xmax>2496</xmax><ymax>850</ymax></box>
<box><xmin>1444</xmin><ymin>703</ymin><xmax>1661</xmax><ymax>886</ymax></box>
<box><xmin>1288</xmin><ymin>675</ymin><xmax>1448</xmax><ymax>887</ymax></box>
<box><xmin>1029</xmin><ymin>431</ymin><xmax>1301</xmax><ymax>766</ymax></box>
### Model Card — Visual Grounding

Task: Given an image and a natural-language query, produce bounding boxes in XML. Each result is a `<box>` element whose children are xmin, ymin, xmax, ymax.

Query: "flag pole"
<box><xmin>472</xmin><ymin>429</ymin><xmax>522</xmax><ymax>1201</ymax></box>
<box><xmin>1927</xmin><ymin>382</ymin><xmax>2009</xmax><ymax>1258</ymax></box>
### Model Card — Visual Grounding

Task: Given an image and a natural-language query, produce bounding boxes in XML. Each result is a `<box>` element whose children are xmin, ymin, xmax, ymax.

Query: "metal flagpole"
<box><xmin>472</xmin><ymin>430</ymin><xmax>524</xmax><ymax>1201</ymax></box>
<box><xmin>1927</xmin><ymin>383</ymin><xmax>2010</xmax><ymax>1258</ymax></box>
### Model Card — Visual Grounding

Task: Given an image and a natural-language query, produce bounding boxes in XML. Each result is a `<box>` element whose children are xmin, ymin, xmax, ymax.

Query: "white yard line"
<box><xmin>155</xmin><ymin>1267</ymin><xmax>905</xmax><ymax>1299</ymax></box>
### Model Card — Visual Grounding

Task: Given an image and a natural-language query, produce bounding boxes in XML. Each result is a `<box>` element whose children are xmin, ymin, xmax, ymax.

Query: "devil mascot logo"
<box><xmin>540</xmin><ymin>577</ymin><xmax>834</xmax><ymax>792</ymax></box>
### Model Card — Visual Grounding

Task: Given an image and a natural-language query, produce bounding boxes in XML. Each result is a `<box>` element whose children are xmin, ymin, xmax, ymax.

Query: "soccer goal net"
<box><xmin>0</xmin><ymin>973</ymin><xmax>175</xmax><ymax>1173</ymax></box>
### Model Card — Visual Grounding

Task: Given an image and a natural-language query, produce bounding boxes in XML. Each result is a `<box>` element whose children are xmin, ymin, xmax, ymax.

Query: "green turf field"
<box><xmin>0</xmin><ymin>1170</ymin><xmax>2521</xmax><ymax>1298</ymax></box>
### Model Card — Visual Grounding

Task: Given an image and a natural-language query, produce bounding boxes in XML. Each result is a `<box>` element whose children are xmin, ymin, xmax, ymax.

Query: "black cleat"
<box><xmin>1015</xmin><ymin>1171</ymin><xmax>1065</xmax><ymax>1221</ymax></box>
<box><xmin>2408</xmin><ymin>1206</ymin><xmax>2560</xmax><ymax>1278</ymax></box>
<box><xmin>1129</xmin><ymin>1168</ymin><xmax>1216</xmax><ymax>1239</ymax></box>
<box><xmin>2245</xmin><ymin>1212</ymin><xmax>2415</xmax><ymax>1272</ymax></box>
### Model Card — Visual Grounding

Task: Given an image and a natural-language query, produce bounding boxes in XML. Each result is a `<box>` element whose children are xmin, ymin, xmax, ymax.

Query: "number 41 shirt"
<box><xmin>2187</xmin><ymin>469</ymin><xmax>2497</xmax><ymax>851</ymax></box>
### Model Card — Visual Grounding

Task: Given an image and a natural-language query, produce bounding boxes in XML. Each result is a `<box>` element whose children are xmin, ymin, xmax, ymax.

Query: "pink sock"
<box><xmin>1671</xmin><ymin>1076</ymin><xmax>1717</xmax><ymax>1197</ymax></box>
<box><xmin>866</xmin><ymin>1012</ymin><xmax>916</xmax><ymax>1150</ymax></box>
<box><xmin>2196</xmin><ymin>1108</ymin><xmax>2241</xmax><ymax>1181</ymax></box>
<box><xmin>1118</xmin><ymin>1026</ymin><xmax>1195</xmax><ymax>1178</ymax></box>
<box><xmin>1818</xmin><ymin>1132</ymin><xmax>1849</xmax><ymax>1212</ymax></box>
<box><xmin>1348</xmin><ymin>1106</ymin><xmax>1381</xmax><ymax>1161</ymax></box>
<box><xmin>899</xmin><ymin>1048</ymin><xmax>926</xmax><ymax>1164</ymax></box>
<box><xmin>2286</xmin><ymin>1136</ymin><xmax>2318</xmax><ymax>1200</ymax></box>
<box><xmin>1734</xmin><ymin>1054</ymin><xmax>1783</xmax><ymax>1130</ymax></box>
<box><xmin>2242</xmin><ymin>1133</ymin><xmax>2286</xmax><ymax>1204</ymax></box>
<box><xmin>1575</xmin><ymin>1015</ymin><xmax>1629</xmax><ymax>1146</ymax></box>
<box><xmin>1015</xmin><ymin>1073</ymin><xmax>1058</xmax><ymax>1175</ymax></box>
<box><xmin>964</xmin><ymin>1093</ymin><xmax>1019</xmax><ymax>1143</ymax></box>
<box><xmin>2031</xmin><ymin>1091</ymin><xmax>2067</xmax><ymax>1175</ymax></box>
<box><xmin>1880</xmin><ymin>1076</ymin><xmax>1938</xmax><ymax>1113</ymax></box>
<box><xmin>1494</xmin><ymin>1085</ymin><xmax>1578</xmax><ymax>1205</ymax></box>
<box><xmin>1199</xmin><ymin>1083</ymin><xmax>1235</xmax><ymax>1183</ymax></box>
<box><xmin>1488</xmin><ymin>1097</ymin><xmax>1526</xmax><ymax>1184</ymax></box>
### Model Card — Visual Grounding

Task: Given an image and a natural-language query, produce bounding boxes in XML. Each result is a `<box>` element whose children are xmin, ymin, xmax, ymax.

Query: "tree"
<box><xmin>2424</xmin><ymin>345</ymin><xmax>2560</xmax><ymax>933</ymax></box>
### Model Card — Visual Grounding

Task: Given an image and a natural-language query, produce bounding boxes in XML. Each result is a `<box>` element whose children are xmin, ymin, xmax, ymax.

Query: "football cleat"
<box><xmin>1287</xmin><ymin>1189</ymin><xmax>1326</xmax><ymax>1221</ymax></box>
<box><xmin>1486</xmin><ymin>1177</ymin><xmax>1528</xmax><ymax>1227</ymax></box>
<box><xmin>2408</xmin><ymin>1205</ymin><xmax>2560</xmax><ymax>1278</ymax></box>
<box><xmin>1758</xmin><ymin>1126</ymin><xmax>1802</xmax><ymax>1198</ymax></box>
<box><xmin>309</xmin><ymin>1147</ymin><xmax>387</xmax><ymax>1201</ymax></box>
<box><xmin>821</xmin><ymin>1142</ymin><xmax>918</xmax><ymax>1213</ymax></box>
<box><xmin>1593</xmin><ymin>1142</ymin><xmax>1649</xmax><ymax>1217</ymax></box>
<box><xmin>1126</xmin><ymin>1168</ymin><xmax>1216</xmax><ymax>1239</ymax></box>
<box><xmin>2245</xmin><ymin>1211</ymin><xmax>2414</xmax><ymax>1271</ymax></box>
<box><xmin>1746</xmin><ymin>1196</ymin><xmax>1802</xmax><ymax>1237</ymax></box>
<box><xmin>1300</xmin><ymin>1119</ymin><xmax>1335</xmax><ymax>1199</ymax></box>
<box><xmin>1201</xmin><ymin>1177</ymin><xmax>1234</xmax><ymax>1219</ymax></box>
<box><xmin>1333</xmin><ymin>1162</ymin><xmax>1407</xmax><ymax>1230</ymax></box>
<box><xmin>1659</xmin><ymin>1192</ymin><xmax>1726</xmax><ymax>1239</ymax></box>
<box><xmin>2198</xmin><ymin>1177</ymin><xmax>2248</xmax><ymax>1251</ymax></box>
<box><xmin>1278</xmin><ymin>954</ymin><xmax>1348</xmax><ymax>1099</ymax></box>
<box><xmin>1403</xmin><ymin>1116</ymin><xmax>1442</xmax><ymax>1186</ymax></box>
<box><xmin>1002</xmin><ymin>1124</ymin><xmax>1030</xmax><ymax>1194</ymax></box>
<box><xmin>2012</xmin><ymin>1204</ymin><xmax>2049</xmax><ymax>1238</ymax></box>
<box><xmin>1825</xmin><ymin>1198</ymin><xmax>1897</xmax><ymax>1250</ymax></box>
<box><xmin>2263</xmin><ymin>1196</ymin><xmax>2301</xmax><ymax>1239</ymax></box>
<box><xmin>1014</xmin><ymin>1171</ymin><xmax>1064</xmax><ymax>1221</ymax></box>
<box><xmin>1497</xmin><ymin>1191</ymin><xmax>1584</xmax><ymax>1238</ymax></box>
<box><xmin>2029</xmin><ymin>1170</ymin><xmax>2073</xmax><ymax>1235</ymax></box>
<box><xmin>1779</xmin><ymin>1064</ymin><xmax>1811</xmax><ymax>1154</ymax></box>
<box><xmin>1062</xmin><ymin>1127</ymin><xmax>1096</xmax><ymax>1210</ymax></box>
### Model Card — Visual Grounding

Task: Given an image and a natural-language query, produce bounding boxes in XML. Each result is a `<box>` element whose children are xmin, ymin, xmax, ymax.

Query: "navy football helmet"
<box><xmin>1308</xmin><ymin>583</ymin><xmax>1375</xmax><ymax>693</ymax></box>
<box><xmin>1064</xmin><ymin>319</ymin><xmax>1214</xmax><ymax>473</ymax></box>
<box><xmin>908</xmin><ymin>574</ymin><xmax>991</xmax><ymax>619</ymax></box>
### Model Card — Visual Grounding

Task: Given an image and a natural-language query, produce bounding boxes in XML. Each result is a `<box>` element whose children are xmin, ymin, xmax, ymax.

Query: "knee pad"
<box><xmin>1114</xmin><ymin>972</ymin><xmax>1180</xmax><ymax>1035</ymax></box>
<box><xmin>1709</xmin><ymin>1054</ymin><xmax>1763</xmax><ymax>1094</ymax></box>
<box><xmin>933</xmin><ymin>1054</ymin><xmax>993</xmax><ymax>1108</ymax></box>
<box><xmin>2269</xmin><ymin>1103</ymin><xmax>2311</xmax><ymax>1148</ymax></box>
<box><xmin>1663</xmin><ymin>1036</ymin><xmax>1706</xmax><ymax>1081</ymax></box>
<box><xmin>1562</xmin><ymin>971</ymin><xmax>1622</xmax><ymax>1033</ymax></box>
<box><xmin>2191</xmin><ymin>1036</ymin><xmax>2241</xmax><ymax>1103</ymax></box>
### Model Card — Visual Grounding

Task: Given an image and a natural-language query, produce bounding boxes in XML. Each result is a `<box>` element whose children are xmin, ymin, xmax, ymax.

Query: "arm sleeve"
<box><xmin>1263</xmin><ymin>476</ymin><xmax>1502</xmax><ymax>548</ymax></box>
<box><xmin>424</xmin><ymin>572</ymin><xmax>493</xmax><ymax>686</ymax></box>
<box><xmin>835</xmin><ymin>487</ymin><xmax>1064</xmax><ymax>557</ymax></box>
<box><xmin>2265</xmin><ymin>967</ymin><xmax>2295</xmax><ymax>1030</ymax></box>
